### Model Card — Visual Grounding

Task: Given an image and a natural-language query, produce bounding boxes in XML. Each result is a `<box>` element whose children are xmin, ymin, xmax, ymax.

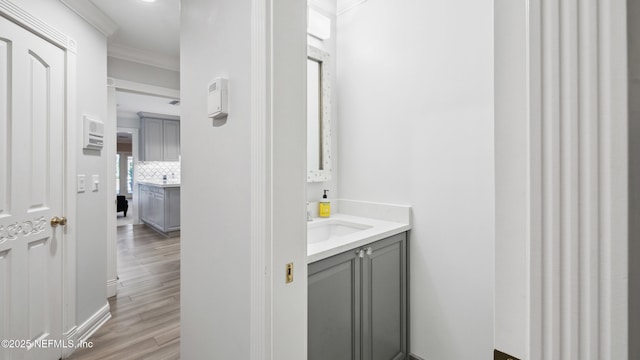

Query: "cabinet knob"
<box><xmin>366</xmin><ymin>247</ymin><xmax>373</xmax><ymax>256</ymax></box>
<box><xmin>357</xmin><ymin>249</ymin><xmax>365</xmax><ymax>258</ymax></box>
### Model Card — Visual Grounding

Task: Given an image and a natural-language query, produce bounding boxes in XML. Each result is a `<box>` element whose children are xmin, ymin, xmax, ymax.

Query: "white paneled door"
<box><xmin>0</xmin><ymin>15</ymin><xmax>65</xmax><ymax>360</ymax></box>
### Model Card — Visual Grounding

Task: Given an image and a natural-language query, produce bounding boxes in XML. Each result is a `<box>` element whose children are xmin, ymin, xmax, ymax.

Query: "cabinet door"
<box><xmin>151</xmin><ymin>191</ymin><xmax>165</xmax><ymax>229</ymax></box>
<box><xmin>143</xmin><ymin>118</ymin><xmax>164</xmax><ymax>161</ymax></box>
<box><xmin>139</xmin><ymin>185</ymin><xmax>149</xmax><ymax>221</ymax></box>
<box><xmin>145</xmin><ymin>190</ymin><xmax>157</xmax><ymax>226</ymax></box>
<box><xmin>163</xmin><ymin>120</ymin><xmax>180</xmax><ymax>161</ymax></box>
<box><xmin>362</xmin><ymin>233</ymin><xmax>407</xmax><ymax>360</ymax></box>
<box><xmin>308</xmin><ymin>250</ymin><xmax>361</xmax><ymax>360</ymax></box>
<box><xmin>165</xmin><ymin>187</ymin><xmax>180</xmax><ymax>231</ymax></box>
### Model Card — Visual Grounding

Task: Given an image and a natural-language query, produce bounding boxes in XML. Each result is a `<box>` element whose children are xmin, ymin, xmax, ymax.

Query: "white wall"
<box><xmin>13</xmin><ymin>0</ymin><xmax>108</xmax><ymax>326</ymax></box>
<box><xmin>181</xmin><ymin>1</ymin><xmax>308</xmax><ymax>357</ymax></box>
<box><xmin>180</xmin><ymin>0</ymin><xmax>252</xmax><ymax>357</ymax></box>
<box><xmin>117</xmin><ymin>115</ymin><xmax>140</xmax><ymax>129</ymax></box>
<box><xmin>108</xmin><ymin>57</ymin><xmax>180</xmax><ymax>128</ymax></box>
<box><xmin>336</xmin><ymin>1</ymin><xmax>494</xmax><ymax>359</ymax></box>
<box><xmin>108</xmin><ymin>56</ymin><xmax>180</xmax><ymax>90</ymax></box>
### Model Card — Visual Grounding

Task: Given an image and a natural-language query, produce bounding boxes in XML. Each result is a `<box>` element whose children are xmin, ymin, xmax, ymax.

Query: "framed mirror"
<box><xmin>307</xmin><ymin>45</ymin><xmax>332</xmax><ymax>182</ymax></box>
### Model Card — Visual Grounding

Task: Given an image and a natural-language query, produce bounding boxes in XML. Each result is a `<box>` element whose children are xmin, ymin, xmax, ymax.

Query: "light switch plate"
<box><xmin>77</xmin><ymin>175</ymin><xmax>86</xmax><ymax>193</ymax></box>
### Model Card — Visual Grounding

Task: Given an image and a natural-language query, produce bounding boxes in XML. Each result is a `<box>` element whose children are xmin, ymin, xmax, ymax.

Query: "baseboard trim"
<box><xmin>63</xmin><ymin>301</ymin><xmax>110</xmax><ymax>358</ymax></box>
<box><xmin>75</xmin><ymin>302</ymin><xmax>111</xmax><ymax>343</ymax></box>
<box><xmin>139</xmin><ymin>220</ymin><xmax>180</xmax><ymax>238</ymax></box>
<box><xmin>62</xmin><ymin>326</ymin><xmax>78</xmax><ymax>358</ymax></box>
<box><xmin>409</xmin><ymin>354</ymin><xmax>425</xmax><ymax>360</ymax></box>
<box><xmin>106</xmin><ymin>278</ymin><xmax>118</xmax><ymax>297</ymax></box>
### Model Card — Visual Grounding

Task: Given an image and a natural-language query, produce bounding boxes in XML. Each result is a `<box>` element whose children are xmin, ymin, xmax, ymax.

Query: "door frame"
<box><xmin>249</xmin><ymin>0</ymin><xmax>308</xmax><ymax>358</ymax></box>
<box><xmin>494</xmin><ymin>0</ymin><xmax>628</xmax><ymax>358</ymax></box>
<box><xmin>106</xmin><ymin>78</ymin><xmax>179</xmax><ymax>297</ymax></box>
<box><xmin>0</xmin><ymin>0</ymin><xmax>79</xmax><ymax>356</ymax></box>
<box><xmin>116</xmin><ymin>127</ymin><xmax>138</xmax><ymax>204</ymax></box>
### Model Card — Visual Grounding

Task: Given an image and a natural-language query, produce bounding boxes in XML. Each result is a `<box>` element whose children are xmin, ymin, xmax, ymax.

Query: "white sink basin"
<box><xmin>307</xmin><ymin>219</ymin><xmax>372</xmax><ymax>244</ymax></box>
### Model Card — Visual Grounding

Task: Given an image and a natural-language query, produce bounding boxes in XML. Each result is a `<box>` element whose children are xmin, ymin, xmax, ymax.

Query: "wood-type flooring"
<box><xmin>67</xmin><ymin>224</ymin><xmax>180</xmax><ymax>360</ymax></box>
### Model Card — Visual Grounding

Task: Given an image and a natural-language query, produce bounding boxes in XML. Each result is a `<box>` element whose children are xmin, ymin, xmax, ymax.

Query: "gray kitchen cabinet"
<box><xmin>163</xmin><ymin>120</ymin><xmax>181</xmax><ymax>161</ymax></box>
<box><xmin>139</xmin><ymin>183</ymin><xmax>180</xmax><ymax>234</ymax></box>
<box><xmin>164</xmin><ymin>187</ymin><xmax>181</xmax><ymax>230</ymax></box>
<box><xmin>148</xmin><ymin>190</ymin><xmax>163</xmax><ymax>229</ymax></box>
<box><xmin>141</xmin><ymin>118</ymin><xmax>163</xmax><ymax>161</ymax></box>
<box><xmin>139</xmin><ymin>112</ymin><xmax>180</xmax><ymax>161</ymax></box>
<box><xmin>308</xmin><ymin>232</ymin><xmax>407</xmax><ymax>360</ymax></box>
<box><xmin>139</xmin><ymin>184</ymin><xmax>150</xmax><ymax>221</ymax></box>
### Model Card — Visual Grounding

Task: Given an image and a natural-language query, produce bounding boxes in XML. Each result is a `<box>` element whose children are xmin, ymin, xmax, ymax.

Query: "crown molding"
<box><xmin>59</xmin><ymin>0</ymin><xmax>118</xmax><ymax>36</ymax></box>
<box><xmin>109</xmin><ymin>77</ymin><xmax>180</xmax><ymax>99</ymax></box>
<box><xmin>308</xmin><ymin>0</ymin><xmax>336</xmax><ymax>14</ymax></box>
<box><xmin>137</xmin><ymin>112</ymin><xmax>179</xmax><ymax>121</ymax></box>
<box><xmin>336</xmin><ymin>0</ymin><xmax>369</xmax><ymax>16</ymax></box>
<box><xmin>0</xmin><ymin>0</ymin><xmax>77</xmax><ymax>52</ymax></box>
<box><xmin>108</xmin><ymin>42</ymin><xmax>180</xmax><ymax>72</ymax></box>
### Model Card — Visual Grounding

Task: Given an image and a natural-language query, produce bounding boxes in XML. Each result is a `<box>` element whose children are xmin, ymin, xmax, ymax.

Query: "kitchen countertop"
<box><xmin>307</xmin><ymin>213</ymin><xmax>410</xmax><ymax>263</ymax></box>
<box><xmin>138</xmin><ymin>180</ymin><xmax>181</xmax><ymax>188</ymax></box>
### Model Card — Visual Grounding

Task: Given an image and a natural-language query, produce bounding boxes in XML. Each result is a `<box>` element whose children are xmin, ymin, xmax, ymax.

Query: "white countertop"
<box><xmin>307</xmin><ymin>213</ymin><xmax>410</xmax><ymax>263</ymax></box>
<box><xmin>138</xmin><ymin>180</ymin><xmax>181</xmax><ymax>188</ymax></box>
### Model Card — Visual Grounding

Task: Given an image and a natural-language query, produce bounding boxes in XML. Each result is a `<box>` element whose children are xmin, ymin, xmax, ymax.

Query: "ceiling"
<box><xmin>61</xmin><ymin>0</ymin><xmax>181</xmax><ymax>117</ymax></box>
<box><xmin>61</xmin><ymin>0</ymin><xmax>180</xmax><ymax>71</ymax></box>
<box><xmin>116</xmin><ymin>91</ymin><xmax>181</xmax><ymax>120</ymax></box>
<box><xmin>62</xmin><ymin>0</ymin><xmax>364</xmax><ymax>70</ymax></box>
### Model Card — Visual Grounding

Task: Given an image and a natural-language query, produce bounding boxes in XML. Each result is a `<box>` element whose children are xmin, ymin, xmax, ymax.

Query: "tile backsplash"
<box><xmin>136</xmin><ymin>161</ymin><xmax>181</xmax><ymax>182</ymax></box>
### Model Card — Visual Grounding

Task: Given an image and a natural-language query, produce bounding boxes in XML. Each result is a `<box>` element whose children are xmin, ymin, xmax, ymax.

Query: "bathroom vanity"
<box><xmin>307</xmin><ymin>204</ymin><xmax>410</xmax><ymax>360</ymax></box>
<box><xmin>139</xmin><ymin>181</ymin><xmax>181</xmax><ymax>235</ymax></box>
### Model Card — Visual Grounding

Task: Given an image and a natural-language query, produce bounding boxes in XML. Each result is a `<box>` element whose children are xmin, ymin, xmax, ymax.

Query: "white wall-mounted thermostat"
<box><xmin>83</xmin><ymin>116</ymin><xmax>104</xmax><ymax>150</ymax></box>
<box><xmin>207</xmin><ymin>77</ymin><xmax>228</xmax><ymax>119</ymax></box>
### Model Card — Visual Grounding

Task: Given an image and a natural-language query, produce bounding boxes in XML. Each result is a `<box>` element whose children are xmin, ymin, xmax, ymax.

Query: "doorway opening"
<box><xmin>112</xmin><ymin>89</ymin><xmax>180</xmax><ymax>228</ymax></box>
<box><xmin>106</xmin><ymin>81</ymin><xmax>180</xmax><ymax>300</ymax></box>
<box><xmin>116</xmin><ymin>131</ymin><xmax>135</xmax><ymax>226</ymax></box>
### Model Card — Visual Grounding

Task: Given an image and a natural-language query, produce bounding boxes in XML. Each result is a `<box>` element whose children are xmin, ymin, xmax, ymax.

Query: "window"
<box><xmin>127</xmin><ymin>156</ymin><xmax>133</xmax><ymax>194</ymax></box>
<box><xmin>116</xmin><ymin>153</ymin><xmax>120</xmax><ymax>194</ymax></box>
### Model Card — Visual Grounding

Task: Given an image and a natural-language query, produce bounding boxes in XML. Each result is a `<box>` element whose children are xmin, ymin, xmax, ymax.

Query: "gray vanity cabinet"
<box><xmin>308</xmin><ymin>232</ymin><xmax>407</xmax><ymax>360</ymax></box>
<box><xmin>309</xmin><ymin>249</ymin><xmax>361</xmax><ymax>360</ymax></box>
<box><xmin>362</xmin><ymin>233</ymin><xmax>407</xmax><ymax>360</ymax></box>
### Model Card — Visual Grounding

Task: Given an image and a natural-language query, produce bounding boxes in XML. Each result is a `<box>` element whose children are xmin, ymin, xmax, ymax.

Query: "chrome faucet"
<box><xmin>307</xmin><ymin>201</ymin><xmax>312</xmax><ymax>221</ymax></box>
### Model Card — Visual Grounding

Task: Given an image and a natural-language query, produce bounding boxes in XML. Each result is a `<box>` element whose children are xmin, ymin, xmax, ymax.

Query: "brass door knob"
<box><xmin>50</xmin><ymin>216</ymin><xmax>67</xmax><ymax>227</ymax></box>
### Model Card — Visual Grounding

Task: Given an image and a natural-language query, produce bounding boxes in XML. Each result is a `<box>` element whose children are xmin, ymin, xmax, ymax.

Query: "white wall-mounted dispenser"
<box><xmin>83</xmin><ymin>115</ymin><xmax>104</xmax><ymax>150</ymax></box>
<box><xmin>207</xmin><ymin>77</ymin><xmax>228</xmax><ymax>119</ymax></box>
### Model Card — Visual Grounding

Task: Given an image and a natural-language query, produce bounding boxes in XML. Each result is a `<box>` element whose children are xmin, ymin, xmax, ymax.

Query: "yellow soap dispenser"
<box><xmin>319</xmin><ymin>190</ymin><xmax>331</xmax><ymax>218</ymax></box>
